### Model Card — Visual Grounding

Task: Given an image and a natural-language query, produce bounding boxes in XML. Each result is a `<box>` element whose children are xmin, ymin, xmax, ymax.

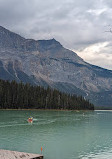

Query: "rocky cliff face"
<box><xmin>0</xmin><ymin>26</ymin><xmax>112</xmax><ymax>108</ymax></box>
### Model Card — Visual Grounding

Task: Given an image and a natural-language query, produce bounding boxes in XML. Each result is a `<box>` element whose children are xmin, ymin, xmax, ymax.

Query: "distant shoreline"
<box><xmin>95</xmin><ymin>110</ymin><xmax>112</xmax><ymax>111</ymax></box>
<box><xmin>0</xmin><ymin>109</ymin><xmax>94</xmax><ymax>112</ymax></box>
<box><xmin>0</xmin><ymin>109</ymin><xmax>111</xmax><ymax>111</ymax></box>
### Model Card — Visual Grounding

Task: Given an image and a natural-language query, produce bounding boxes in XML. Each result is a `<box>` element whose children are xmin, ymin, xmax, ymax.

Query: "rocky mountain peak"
<box><xmin>37</xmin><ymin>38</ymin><xmax>62</xmax><ymax>52</ymax></box>
<box><xmin>0</xmin><ymin>26</ymin><xmax>62</xmax><ymax>53</ymax></box>
<box><xmin>0</xmin><ymin>26</ymin><xmax>24</xmax><ymax>40</ymax></box>
<box><xmin>0</xmin><ymin>26</ymin><xmax>25</xmax><ymax>51</ymax></box>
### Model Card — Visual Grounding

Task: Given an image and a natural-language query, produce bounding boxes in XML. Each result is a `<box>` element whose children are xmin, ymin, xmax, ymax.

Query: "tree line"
<box><xmin>0</xmin><ymin>79</ymin><xmax>94</xmax><ymax>110</ymax></box>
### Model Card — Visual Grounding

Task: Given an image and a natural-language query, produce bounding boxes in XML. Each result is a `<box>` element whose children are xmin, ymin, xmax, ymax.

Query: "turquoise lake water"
<box><xmin>0</xmin><ymin>110</ymin><xmax>112</xmax><ymax>159</ymax></box>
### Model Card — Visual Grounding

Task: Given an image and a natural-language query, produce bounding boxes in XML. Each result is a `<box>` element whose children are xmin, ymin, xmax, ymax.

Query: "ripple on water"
<box><xmin>80</xmin><ymin>149</ymin><xmax>112</xmax><ymax>159</ymax></box>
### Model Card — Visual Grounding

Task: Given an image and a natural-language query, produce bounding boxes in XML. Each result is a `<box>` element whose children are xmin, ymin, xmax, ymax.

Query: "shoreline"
<box><xmin>0</xmin><ymin>108</ymin><xmax>94</xmax><ymax>111</ymax></box>
<box><xmin>1</xmin><ymin>109</ymin><xmax>112</xmax><ymax>111</ymax></box>
<box><xmin>95</xmin><ymin>110</ymin><xmax>112</xmax><ymax>111</ymax></box>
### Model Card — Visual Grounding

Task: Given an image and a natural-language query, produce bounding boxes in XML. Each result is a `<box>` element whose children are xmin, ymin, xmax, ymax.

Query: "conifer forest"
<box><xmin>0</xmin><ymin>79</ymin><xmax>94</xmax><ymax>110</ymax></box>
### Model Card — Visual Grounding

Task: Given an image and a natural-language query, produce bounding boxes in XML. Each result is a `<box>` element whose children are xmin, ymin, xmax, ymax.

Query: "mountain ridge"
<box><xmin>0</xmin><ymin>26</ymin><xmax>112</xmax><ymax>108</ymax></box>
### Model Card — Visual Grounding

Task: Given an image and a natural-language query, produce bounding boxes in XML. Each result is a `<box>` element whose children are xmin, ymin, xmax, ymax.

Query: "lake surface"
<box><xmin>0</xmin><ymin>110</ymin><xmax>112</xmax><ymax>159</ymax></box>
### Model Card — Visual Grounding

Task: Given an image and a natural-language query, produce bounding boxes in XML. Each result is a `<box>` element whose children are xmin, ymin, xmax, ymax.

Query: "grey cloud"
<box><xmin>0</xmin><ymin>0</ymin><xmax>112</xmax><ymax>69</ymax></box>
<box><xmin>103</xmin><ymin>0</ymin><xmax>112</xmax><ymax>8</ymax></box>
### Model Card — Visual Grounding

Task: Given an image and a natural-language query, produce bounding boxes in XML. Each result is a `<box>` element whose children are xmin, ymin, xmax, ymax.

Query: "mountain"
<box><xmin>0</xmin><ymin>26</ymin><xmax>112</xmax><ymax>109</ymax></box>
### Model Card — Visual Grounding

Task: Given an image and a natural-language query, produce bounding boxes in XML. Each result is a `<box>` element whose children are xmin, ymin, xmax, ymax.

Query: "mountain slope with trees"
<box><xmin>0</xmin><ymin>79</ymin><xmax>94</xmax><ymax>110</ymax></box>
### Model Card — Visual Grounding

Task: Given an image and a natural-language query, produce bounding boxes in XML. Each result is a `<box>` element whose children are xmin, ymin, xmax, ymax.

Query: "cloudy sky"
<box><xmin>0</xmin><ymin>0</ymin><xmax>112</xmax><ymax>70</ymax></box>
